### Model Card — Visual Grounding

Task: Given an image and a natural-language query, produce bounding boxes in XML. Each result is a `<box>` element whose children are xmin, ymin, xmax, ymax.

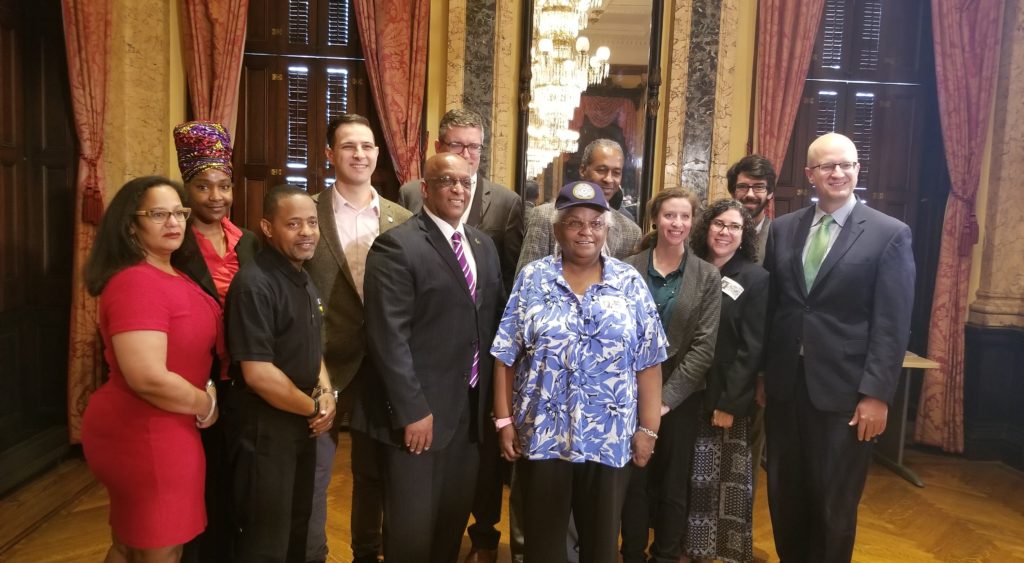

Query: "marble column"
<box><xmin>968</xmin><ymin>0</ymin><xmax>1024</xmax><ymax>329</ymax></box>
<box><xmin>104</xmin><ymin>0</ymin><xmax>179</xmax><ymax>189</ymax></box>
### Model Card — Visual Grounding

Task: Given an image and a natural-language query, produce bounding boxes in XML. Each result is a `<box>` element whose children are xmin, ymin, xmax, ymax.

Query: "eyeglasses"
<box><xmin>441</xmin><ymin>141</ymin><xmax>485</xmax><ymax>155</ymax></box>
<box><xmin>427</xmin><ymin>176</ymin><xmax>473</xmax><ymax>190</ymax></box>
<box><xmin>559</xmin><ymin>218</ymin><xmax>606</xmax><ymax>232</ymax></box>
<box><xmin>135</xmin><ymin>208</ymin><xmax>191</xmax><ymax>223</ymax></box>
<box><xmin>710</xmin><ymin>219</ymin><xmax>743</xmax><ymax>234</ymax></box>
<box><xmin>734</xmin><ymin>183</ymin><xmax>769</xmax><ymax>194</ymax></box>
<box><xmin>809</xmin><ymin>161</ymin><xmax>858</xmax><ymax>173</ymax></box>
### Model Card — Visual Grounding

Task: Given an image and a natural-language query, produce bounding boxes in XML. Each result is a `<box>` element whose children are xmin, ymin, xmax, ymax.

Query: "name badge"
<box><xmin>721</xmin><ymin>276</ymin><xmax>744</xmax><ymax>300</ymax></box>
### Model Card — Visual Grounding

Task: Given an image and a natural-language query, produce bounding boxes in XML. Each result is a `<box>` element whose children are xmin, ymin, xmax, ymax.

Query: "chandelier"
<box><xmin>526</xmin><ymin>0</ymin><xmax>610</xmax><ymax>178</ymax></box>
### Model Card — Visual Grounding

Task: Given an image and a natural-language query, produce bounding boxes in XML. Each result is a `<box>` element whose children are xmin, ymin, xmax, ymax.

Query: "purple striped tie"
<box><xmin>452</xmin><ymin>232</ymin><xmax>479</xmax><ymax>388</ymax></box>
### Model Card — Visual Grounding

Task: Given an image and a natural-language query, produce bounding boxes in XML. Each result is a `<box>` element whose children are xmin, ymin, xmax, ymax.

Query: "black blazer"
<box><xmin>704</xmin><ymin>254</ymin><xmax>768</xmax><ymax>417</ymax></box>
<box><xmin>763</xmin><ymin>202</ymin><xmax>915</xmax><ymax>412</ymax></box>
<box><xmin>353</xmin><ymin>212</ymin><xmax>505</xmax><ymax>449</ymax></box>
<box><xmin>399</xmin><ymin>176</ymin><xmax>524</xmax><ymax>291</ymax></box>
<box><xmin>172</xmin><ymin>222</ymin><xmax>260</xmax><ymax>303</ymax></box>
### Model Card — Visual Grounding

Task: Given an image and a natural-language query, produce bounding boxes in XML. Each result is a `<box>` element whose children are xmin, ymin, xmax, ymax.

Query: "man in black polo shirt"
<box><xmin>225</xmin><ymin>184</ymin><xmax>337</xmax><ymax>563</ymax></box>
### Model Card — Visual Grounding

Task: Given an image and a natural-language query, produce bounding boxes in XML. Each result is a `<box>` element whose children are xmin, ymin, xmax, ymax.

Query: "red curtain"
<box><xmin>353</xmin><ymin>0</ymin><xmax>429</xmax><ymax>183</ymax></box>
<box><xmin>180</xmin><ymin>0</ymin><xmax>249</xmax><ymax>135</ymax></box>
<box><xmin>569</xmin><ymin>96</ymin><xmax>638</xmax><ymax>157</ymax></box>
<box><xmin>915</xmin><ymin>0</ymin><xmax>1005</xmax><ymax>453</ymax></box>
<box><xmin>754</xmin><ymin>0</ymin><xmax>825</xmax><ymax>217</ymax></box>
<box><xmin>62</xmin><ymin>0</ymin><xmax>112</xmax><ymax>442</ymax></box>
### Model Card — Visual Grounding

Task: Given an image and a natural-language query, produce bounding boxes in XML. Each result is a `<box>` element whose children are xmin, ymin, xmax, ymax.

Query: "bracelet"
<box><xmin>636</xmin><ymin>425</ymin><xmax>658</xmax><ymax>440</ymax></box>
<box><xmin>308</xmin><ymin>395</ymin><xmax>321</xmax><ymax>418</ymax></box>
<box><xmin>196</xmin><ymin>381</ymin><xmax>216</xmax><ymax>424</ymax></box>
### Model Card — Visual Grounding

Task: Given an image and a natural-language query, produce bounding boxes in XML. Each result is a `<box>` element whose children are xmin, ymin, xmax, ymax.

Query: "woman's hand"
<box><xmin>498</xmin><ymin>425</ymin><xmax>521</xmax><ymax>461</ymax></box>
<box><xmin>711</xmin><ymin>409</ymin><xmax>734</xmax><ymax>428</ymax></box>
<box><xmin>196</xmin><ymin>383</ymin><xmax>218</xmax><ymax>429</ymax></box>
<box><xmin>632</xmin><ymin>431</ymin><xmax>656</xmax><ymax>467</ymax></box>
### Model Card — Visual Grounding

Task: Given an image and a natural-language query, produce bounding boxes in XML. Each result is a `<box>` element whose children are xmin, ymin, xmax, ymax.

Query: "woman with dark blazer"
<box><xmin>684</xmin><ymin>198</ymin><xmax>769</xmax><ymax>563</ymax></box>
<box><xmin>620</xmin><ymin>188</ymin><xmax>721</xmax><ymax>563</ymax></box>
<box><xmin>170</xmin><ymin>121</ymin><xmax>258</xmax><ymax>563</ymax></box>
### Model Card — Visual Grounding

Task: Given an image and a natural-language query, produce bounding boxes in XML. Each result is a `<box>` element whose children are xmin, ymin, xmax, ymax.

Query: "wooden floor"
<box><xmin>2</xmin><ymin>433</ymin><xmax>1023</xmax><ymax>562</ymax></box>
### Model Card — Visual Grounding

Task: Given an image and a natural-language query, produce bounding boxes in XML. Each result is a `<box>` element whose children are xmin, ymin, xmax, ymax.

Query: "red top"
<box><xmin>193</xmin><ymin>217</ymin><xmax>243</xmax><ymax>302</ymax></box>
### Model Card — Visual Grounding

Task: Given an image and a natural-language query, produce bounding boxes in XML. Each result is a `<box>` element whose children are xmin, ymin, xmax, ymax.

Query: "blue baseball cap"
<box><xmin>554</xmin><ymin>181</ymin><xmax>610</xmax><ymax>211</ymax></box>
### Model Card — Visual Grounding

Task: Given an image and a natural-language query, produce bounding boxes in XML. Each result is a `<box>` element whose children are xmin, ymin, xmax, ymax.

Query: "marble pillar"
<box><xmin>969</xmin><ymin>0</ymin><xmax>1024</xmax><ymax>329</ymax></box>
<box><xmin>104</xmin><ymin>0</ymin><xmax>178</xmax><ymax>191</ymax></box>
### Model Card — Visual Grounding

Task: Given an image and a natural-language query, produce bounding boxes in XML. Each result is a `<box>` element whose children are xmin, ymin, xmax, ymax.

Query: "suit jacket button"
<box><xmin>804</xmin><ymin>306</ymin><xmax>811</xmax><ymax>312</ymax></box>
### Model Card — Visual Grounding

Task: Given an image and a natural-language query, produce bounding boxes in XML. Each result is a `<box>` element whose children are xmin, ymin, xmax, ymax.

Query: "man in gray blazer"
<box><xmin>727</xmin><ymin>154</ymin><xmax>776</xmax><ymax>265</ymax></box>
<box><xmin>398</xmin><ymin>108</ymin><xmax>524</xmax><ymax>292</ymax></box>
<box><xmin>516</xmin><ymin>139</ymin><xmax>643</xmax><ymax>275</ymax></box>
<box><xmin>762</xmin><ymin>133</ymin><xmax>914</xmax><ymax>562</ymax></box>
<box><xmin>304</xmin><ymin>114</ymin><xmax>412</xmax><ymax>563</ymax></box>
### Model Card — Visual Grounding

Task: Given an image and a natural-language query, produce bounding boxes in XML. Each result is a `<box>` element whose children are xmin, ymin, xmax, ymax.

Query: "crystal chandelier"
<box><xmin>526</xmin><ymin>0</ymin><xmax>610</xmax><ymax>178</ymax></box>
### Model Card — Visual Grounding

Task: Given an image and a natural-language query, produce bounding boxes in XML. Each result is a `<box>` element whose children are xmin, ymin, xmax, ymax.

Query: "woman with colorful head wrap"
<box><xmin>171</xmin><ymin>121</ymin><xmax>259</xmax><ymax>562</ymax></box>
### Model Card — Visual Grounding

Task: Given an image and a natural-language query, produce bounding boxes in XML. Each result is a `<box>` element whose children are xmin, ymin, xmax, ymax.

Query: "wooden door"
<box><xmin>0</xmin><ymin>0</ymin><xmax>76</xmax><ymax>495</ymax></box>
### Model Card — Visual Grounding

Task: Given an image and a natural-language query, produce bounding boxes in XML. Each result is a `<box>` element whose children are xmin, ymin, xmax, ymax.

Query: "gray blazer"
<box><xmin>305</xmin><ymin>189</ymin><xmax>412</xmax><ymax>396</ymax></box>
<box><xmin>625</xmin><ymin>248</ymin><xmax>721</xmax><ymax>409</ymax></box>
<box><xmin>399</xmin><ymin>176</ymin><xmax>524</xmax><ymax>290</ymax></box>
<box><xmin>517</xmin><ymin>202</ymin><xmax>642</xmax><ymax>275</ymax></box>
<box><xmin>755</xmin><ymin>215</ymin><xmax>772</xmax><ymax>266</ymax></box>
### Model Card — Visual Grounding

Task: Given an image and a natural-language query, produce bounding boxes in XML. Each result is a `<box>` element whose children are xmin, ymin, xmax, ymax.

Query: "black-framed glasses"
<box><xmin>809</xmin><ymin>161</ymin><xmax>858</xmax><ymax>173</ymax></box>
<box><xmin>710</xmin><ymin>219</ymin><xmax>743</xmax><ymax>234</ymax></box>
<box><xmin>559</xmin><ymin>218</ymin><xmax>606</xmax><ymax>232</ymax></box>
<box><xmin>440</xmin><ymin>141</ymin><xmax>485</xmax><ymax>155</ymax></box>
<box><xmin>135</xmin><ymin>208</ymin><xmax>191</xmax><ymax>223</ymax></box>
<box><xmin>427</xmin><ymin>176</ymin><xmax>473</xmax><ymax>190</ymax></box>
<box><xmin>734</xmin><ymin>183</ymin><xmax>769</xmax><ymax>194</ymax></box>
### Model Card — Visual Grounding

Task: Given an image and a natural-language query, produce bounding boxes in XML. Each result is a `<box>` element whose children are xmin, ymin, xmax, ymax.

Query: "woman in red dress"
<box><xmin>82</xmin><ymin>175</ymin><xmax>225</xmax><ymax>562</ymax></box>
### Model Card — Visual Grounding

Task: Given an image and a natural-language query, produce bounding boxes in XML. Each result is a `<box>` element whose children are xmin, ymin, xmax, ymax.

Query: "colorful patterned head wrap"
<box><xmin>173</xmin><ymin>121</ymin><xmax>233</xmax><ymax>182</ymax></box>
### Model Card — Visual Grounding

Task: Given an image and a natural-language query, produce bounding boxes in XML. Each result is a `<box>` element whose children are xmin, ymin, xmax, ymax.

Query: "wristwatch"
<box><xmin>493</xmin><ymin>416</ymin><xmax>513</xmax><ymax>431</ymax></box>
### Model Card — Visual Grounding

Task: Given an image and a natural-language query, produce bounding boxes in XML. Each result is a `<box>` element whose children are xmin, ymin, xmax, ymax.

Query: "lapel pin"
<box><xmin>387</xmin><ymin>216</ymin><xmax>394</xmax><ymax>223</ymax></box>
<box><xmin>474</xmin><ymin>237</ymin><xmax>481</xmax><ymax>244</ymax></box>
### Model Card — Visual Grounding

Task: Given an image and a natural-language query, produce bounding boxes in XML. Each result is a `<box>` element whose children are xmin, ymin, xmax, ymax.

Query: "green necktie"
<box><xmin>804</xmin><ymin>215</ymin><xmax>834</xmax><ymax>289</ymax></box>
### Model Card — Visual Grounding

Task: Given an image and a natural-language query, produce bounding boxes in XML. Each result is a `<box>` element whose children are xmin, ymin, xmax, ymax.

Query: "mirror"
<box><xmin>515</xmin><ymin>0</ymin><xmax>665</xmax><ymax>225</ymax></box>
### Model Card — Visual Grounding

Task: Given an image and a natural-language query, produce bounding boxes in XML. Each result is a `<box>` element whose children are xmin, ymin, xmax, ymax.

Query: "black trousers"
<box><xmin>517</xmin><ymin>458</ymin><xmax>630</xmax><ymax>563</ymax></box>
<box><xmin>620</xmin><ymin>391</ymin><xmax>703</xmax><ymax>563</ymax></box>
<box><xmin>181</xmin><ymin>378</ymin><xmax>235</xmax><ymax>563</ymax></box>
<box><xmin>381</xmin><ymin>404</ymin><xmax>480</xmax><ymax>563</ymax></box>
<box><xmin>466</xmin><ymin>414</ymin><xmax>510</xmax><ymax>550</ymax></box>
<box><xmin>765</xmin><ymin>363</ymin><xmax>874</xmax><ymax>563</ymax></box>
<box><xmin>230</xmin><ymin>391</ymin><xmax>317</xmax><ymax>563</ymax></box>
<box><xmin>350</xmin><ymin>428</ymin><xmax>384</xmax><ymax>559</ymax></box>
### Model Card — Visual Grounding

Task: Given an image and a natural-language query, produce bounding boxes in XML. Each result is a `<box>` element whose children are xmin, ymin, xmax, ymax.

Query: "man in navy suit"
<box><xmin>762</xmin><ymin>132</ymin><xmax>915</xmax><ymax>562</ymax></box>
<box><xmin>354</xmin><ymin>152</ymin><xmax>504</xmax><ymax>563</ymax></box>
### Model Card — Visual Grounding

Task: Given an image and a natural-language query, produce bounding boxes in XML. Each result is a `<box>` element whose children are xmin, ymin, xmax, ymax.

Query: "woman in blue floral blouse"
<box><xmin>491</xmin><ymin>181</ymin><xmax>667</xmax><ymax>563</ymax></box>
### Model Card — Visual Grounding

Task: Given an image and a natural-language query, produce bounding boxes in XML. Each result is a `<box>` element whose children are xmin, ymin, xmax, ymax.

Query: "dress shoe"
<box><xmin>464</xmin><ymin>547</ymin><xmax>498</xmax><ymax>563</ymax></box>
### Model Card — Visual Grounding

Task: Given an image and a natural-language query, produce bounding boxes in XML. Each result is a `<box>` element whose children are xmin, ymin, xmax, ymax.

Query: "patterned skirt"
<box><xmin>684</xmin><ymin>414</ymin><xmax>754</xmax><ymax>563</ymax></box>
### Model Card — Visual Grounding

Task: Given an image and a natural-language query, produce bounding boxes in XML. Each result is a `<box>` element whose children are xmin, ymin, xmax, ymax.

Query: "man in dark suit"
<box><xmin>398</xmin><ymin>108</ymin><xmax>524</xmax><ymax>291</ymax></box>
<box><xmin>356</xmin><ymin>152</ymin><xmax>504</xmax><ymax>563</ymax></box>
<box><xmin>762</xmin><ymin>133</ymin><xmax>915</xmax><ymax>562</ymax></box>
<box><xmin>304</xmin><ymin>114</ymin><xmax>412</xmax><ymax>563</ymax></box>
<box><xmin>398</xmin><ymin>108</ymin><xmax>522</xmax><ymax>563</ymax></box>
